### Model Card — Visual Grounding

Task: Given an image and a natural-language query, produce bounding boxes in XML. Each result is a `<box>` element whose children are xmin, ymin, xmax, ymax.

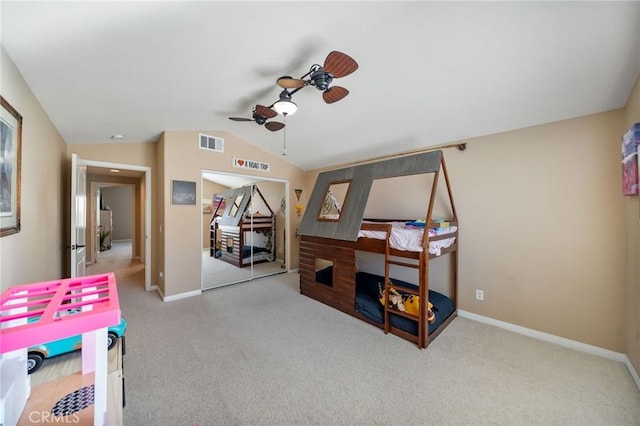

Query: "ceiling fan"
<box><xmin>228</xmin><ymin>104</ymin><xmax>285</xmax><ymax>131</ymax></box>
<box><xmin>276</xmin><ymin>51</ymin><xmax>358</xmax><ymax>104</ymax></box>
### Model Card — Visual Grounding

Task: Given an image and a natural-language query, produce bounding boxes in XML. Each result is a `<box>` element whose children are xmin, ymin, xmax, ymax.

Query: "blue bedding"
<box><xmin>354</xmin><ymin>271</ymin><xmax>455</xmax><ymax>336</ymax></box>
<box><xmin>241</xmin><ymin>246</ymin><xmax>270</xmax><ymax>259</ymax></box>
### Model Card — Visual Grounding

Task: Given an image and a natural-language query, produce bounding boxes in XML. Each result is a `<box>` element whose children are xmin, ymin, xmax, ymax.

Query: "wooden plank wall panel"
<box><xmin>300</xmin><ymin>237</ymin><xmax>357</xmax><ymax>315</ymax></box>
<box><xmin>220</xmin><ymin>227</ymin><xmax>241</xmax><ymax>266</ymax></box>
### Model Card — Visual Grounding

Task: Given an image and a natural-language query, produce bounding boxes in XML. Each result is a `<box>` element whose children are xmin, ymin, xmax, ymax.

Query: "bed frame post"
<box><xmin>440</xmin><ymin>154</ymin><xmax>458</xmax><ymax>310</ymax></box>
<box><xmin>418</xmin><ymin>250</ymin><xmax>427</xmax><ymax>348</ymax></box>
<box><xmin>417</xmin><ymin>162</ymin><xmax>442</xmax><ymax>348</ymax></box>
<box><xmin>383</xmin><ymin>228</ymin><xmax>391</xmax><ymax>334</ymax></box>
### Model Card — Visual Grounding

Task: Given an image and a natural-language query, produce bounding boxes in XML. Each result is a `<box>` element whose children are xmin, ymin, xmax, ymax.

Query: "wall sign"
<box><xmin>171</xmin><ymin>180</ymin><xmax>196</xmax><ymax>205</ymax></box>
<box><xmin>232</xmin><ymin>157</ymin><xmax>270</xmax><ymax>173</ymax></box>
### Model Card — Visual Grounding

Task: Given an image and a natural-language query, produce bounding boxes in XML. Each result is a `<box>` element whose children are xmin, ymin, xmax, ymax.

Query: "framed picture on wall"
<box><xmin>213</xmin><ymin>193</ymin><xmax>226</xmax><ymax>211</ymax></box>
<box><xmin>622</xmin><ymin>123</ymin><xmax>640</xmax><ymax>196</ymax></box>
<box><xmin>172</xmin><ymin>180</ymin><xmax>196</xmax><ymax>205</ymax></box>
<box><xmin>0</xmin><ymin>96</ymin><xmax>23</xmax><ymax>237</ymax></box>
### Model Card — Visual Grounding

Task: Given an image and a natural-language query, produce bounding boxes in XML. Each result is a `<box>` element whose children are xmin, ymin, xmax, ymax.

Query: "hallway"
<box><xmin>87</xmin><ymin>241</ymin><xmax>136</xmax><ymax>274</ymax></box>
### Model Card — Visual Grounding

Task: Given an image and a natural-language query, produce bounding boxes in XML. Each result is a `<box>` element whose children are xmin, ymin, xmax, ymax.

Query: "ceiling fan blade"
<box><xmin>265</xmin><ymin>121</ymin><xmax>285</xmax><ymax>132</ymax></box>
<box><xmin>255</xmin><ymin>104</ymin><xmax>277</xmax><ymax>119</ymax></box>
<box><xmin>277</xmin><ymin>76</ymin><xmax>306</xmax><ymax>89</ymax></box>
<box><xmin>323</xmin><ymin>86</ymin><xmax>349</xmax><ymax>104</ymax></box>
<box><xmin>229</xmin><ymin>117</ymin><xmax>254</xmax><ymax>122</ymax></box>
<box><xmin>324</xmin><ymin>51</ymin><xmax>358</xmax><ymax>79</ymax></box>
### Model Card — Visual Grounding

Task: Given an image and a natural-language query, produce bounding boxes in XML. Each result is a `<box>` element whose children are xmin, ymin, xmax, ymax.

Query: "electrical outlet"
<box><xmin>159</xmin><ymin>272</ymin><xmax>163</xmax><ymax>279</ymax></box>
<box><xmin>475</xmin><ymin>289</ymin><xmax>484</xmax><ymax>301</ymax></box>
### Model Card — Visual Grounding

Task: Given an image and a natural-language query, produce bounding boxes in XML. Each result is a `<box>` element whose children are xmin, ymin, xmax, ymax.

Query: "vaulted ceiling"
<box><xmin>2</xmin><ymin>1</ymin><xmax>639</xmax><ymax>170</ymax></box>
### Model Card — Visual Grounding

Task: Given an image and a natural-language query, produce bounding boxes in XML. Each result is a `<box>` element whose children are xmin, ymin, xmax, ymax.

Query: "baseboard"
<box><xmin>154</xmin><ymin>286</ymin><xmax>164</xmax><ymax>300</ymax></box>
<box><xmin>288</xmin><ymin>268</ymin><xmax>299</xmax><ymax>273</ymax></box>
<box><xmin>457</xmin><ymin>309</ymin><xmax>640</xmax><ymax>391</ymax></box>
<box><xmin>623</xmin><ymin>356</ymin><xmax>640</xmax><ymax>392</ymax></box>
<box><xmin>162</xmin><ymin>289</ymin><xmax>202</xmax><ymax>302</ymax></box>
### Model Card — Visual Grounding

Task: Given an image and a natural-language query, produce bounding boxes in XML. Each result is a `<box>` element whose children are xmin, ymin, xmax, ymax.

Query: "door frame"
<box><xmin>90</xmin><ymin>182</ymin><xmax>136</xmax><ymax>265</ymax></box>
<box><xmin>71</xmin><ymin>154</ymin><xmax>87</xmax><ymax>278</ymax></box>
<box><xmin>81</xmin><ymin>159</ymin><xmax>152</xmax><ymax>291</ymax></box>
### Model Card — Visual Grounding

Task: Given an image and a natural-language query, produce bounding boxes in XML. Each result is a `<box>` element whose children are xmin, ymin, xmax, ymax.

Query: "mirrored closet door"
<box><xmin>201</xmin><ymin>170</ymin><xmax>288</xmax><ymax>290</ymax></box>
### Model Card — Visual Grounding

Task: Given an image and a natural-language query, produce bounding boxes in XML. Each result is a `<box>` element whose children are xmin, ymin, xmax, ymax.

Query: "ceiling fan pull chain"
<box><xmin>282</xmin><ymin>114</ymin><xmax>287</xmax><ymax>156</ymax></box>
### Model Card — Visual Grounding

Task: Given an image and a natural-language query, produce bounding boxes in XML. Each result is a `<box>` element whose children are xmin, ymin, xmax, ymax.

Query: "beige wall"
<box><xmin>308</xmin><ymin>109</ymin><xmax>627</xmax><ymax>353</ymax></box>
<box><xmin>157</xmin><ymin>134</ymin><xmax>166</xmax><ymax>295</ymax></box>
<box><xmin>624</xmin><ymin>75</ymin><xmax>640</xmax><ymax>372</ymax></box>
<box><xmin>453</xmin><ymin>111</ymin><xmax>625</xmax><ymax>352</ymax></box>
<box><xmin>0</xmin><ymin>47</ymin><xmax>67</xmax><ymax>290</ymax></box>
<box><xmin>160</xmin><ymin>130</ymin><xmax>306</xmax><ymax>297</ymax></box>
<box><xmin>101</xmin><ymin>186</ymin><xmax>133</xmax><ymax>241</ymax></box>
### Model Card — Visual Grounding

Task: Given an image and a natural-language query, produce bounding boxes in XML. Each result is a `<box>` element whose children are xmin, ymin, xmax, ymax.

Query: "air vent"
<box><xmin>199</xmin><ymin>134</ymin><xmax>224</xmax><ymax>152</ymax></box>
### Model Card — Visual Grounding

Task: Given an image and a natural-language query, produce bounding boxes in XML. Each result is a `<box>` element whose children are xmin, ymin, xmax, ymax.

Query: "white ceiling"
<box><xmin>202</xmin><ymin>172</ymin><xmax>256</xmax><ymax>188</ymax></box>
<box><xmin>2</xmin><ymin>1</ymin><xmax>639</xmax><ymax>171</ymax></box>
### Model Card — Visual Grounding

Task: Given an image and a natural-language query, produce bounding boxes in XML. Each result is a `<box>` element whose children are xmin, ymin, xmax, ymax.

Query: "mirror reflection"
<box><xmin>201</xmin><ymin>171</ymin><xmax>288</xmax><ymax>290</ymax></box>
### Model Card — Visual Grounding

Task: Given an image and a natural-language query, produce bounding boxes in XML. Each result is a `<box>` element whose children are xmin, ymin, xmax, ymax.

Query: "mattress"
<box><xmin>357</xmin><ymin>222</ymin><xmax>456</xmax><ymax>254</ymax></box>
<box><xmin>354</xmin><ymin>271</ymin><xmax>455</xmax><ymax>336</ymax></box>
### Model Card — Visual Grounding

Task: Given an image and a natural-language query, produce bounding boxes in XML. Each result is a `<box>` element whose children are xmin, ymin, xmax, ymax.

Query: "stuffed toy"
<box><xmin>379</xmin><ymin>282</ymin><xmax>436</xmax><ymax>323</ymax></box>
<box><xmin>404</xmin><ymin>295</ymin><xmax>436</xmax><ymax>323</ymax></box>
<box><xmin>378</xmin><ymin>282</ymin><xmax>406</xmax><ymax>312</ymax></box>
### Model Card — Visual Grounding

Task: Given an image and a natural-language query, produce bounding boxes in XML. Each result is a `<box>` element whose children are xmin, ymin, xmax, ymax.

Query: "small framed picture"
<box><xmin>1</xmin><ymin>96</ymin><xmax>23</xmax><ymax>237</ymax></box>
<box><xmin>622</xmin><ymin>123</ymin><xmax>640</xmax><ymax>196</ymax></box>
<box><xmin>213</xmin><ymin>193</ymin><xmax>226</xmax><ymax>211</ymax></box>
<box><xmin>172</xmin><ymin>180</ymin><xmax>196</xmax><ymax>205</ymax></box>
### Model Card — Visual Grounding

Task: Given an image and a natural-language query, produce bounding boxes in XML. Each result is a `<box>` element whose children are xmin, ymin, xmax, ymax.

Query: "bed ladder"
<box><xmin>381</xmin><ymin>225</ymin><xmax>425</xmax><ymax>346</ymax></box>
<box><xmin>380</xmin><ymin>224</ymin><xmax>429</xmax><ymax>349</ymax></box>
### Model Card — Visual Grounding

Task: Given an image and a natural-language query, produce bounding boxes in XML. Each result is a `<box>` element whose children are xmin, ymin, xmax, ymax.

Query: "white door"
<box><xmin>70</xmin><ymin>153</ymin><xmax>87</xmax><ymax>278</ymax></box>
<box><xmin>95</xmin><ymin>186</ymin><xmax>101</xmax><ymax>262</ymax></box>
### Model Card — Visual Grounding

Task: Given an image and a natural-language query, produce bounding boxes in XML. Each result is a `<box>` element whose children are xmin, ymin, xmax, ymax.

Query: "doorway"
<box><xmin>92</xmin><ymin>183</ymin><xmax>134</xmax><ymax>266</ymax></box>
<box><xmin>201</xmin><ymin>170</ymin><xmax>289</xmax><ymax>290</ymax></box>
<box><xmin>77</xmin><ymin>158</ymin><xmax>152</xmax><ymax>291</ymax></box>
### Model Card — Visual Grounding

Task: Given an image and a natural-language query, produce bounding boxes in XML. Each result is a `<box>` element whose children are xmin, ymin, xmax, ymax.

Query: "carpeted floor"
<box><xmin>90</xmin><ymin>254</ymin><xmax>640</xmax><ymax>425</ymax></box>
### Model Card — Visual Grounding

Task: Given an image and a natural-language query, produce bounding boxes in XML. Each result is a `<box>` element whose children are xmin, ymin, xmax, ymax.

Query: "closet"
<box><xmin>201</xmin><ymin>171</ymin><xmax>289</xmax><ymax>290</ymax></box>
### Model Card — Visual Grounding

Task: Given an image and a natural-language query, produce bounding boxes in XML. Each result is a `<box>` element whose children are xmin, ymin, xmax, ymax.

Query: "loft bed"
<box><xmin>210</xmin><ymin>185</ymin><xmax>276</xmax><ymax>268</ymax></box>
<box><xmin>298</xmin><ymin>150</ymin><xmax>458</xmax><ymax>348</ymax></box>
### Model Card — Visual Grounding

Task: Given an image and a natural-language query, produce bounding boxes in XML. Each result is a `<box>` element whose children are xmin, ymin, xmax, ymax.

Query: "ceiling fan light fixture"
<box><xmin>273</xmin><ymin>99</ymin><xmax>297</xmax><ymax>116</ymax></box>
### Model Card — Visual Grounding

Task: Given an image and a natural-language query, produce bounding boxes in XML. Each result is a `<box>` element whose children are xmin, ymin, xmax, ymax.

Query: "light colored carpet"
<box><xmin>96</xmin><ymin>258</ymin><xmax>640</xmax><ymax>425</ymax></box>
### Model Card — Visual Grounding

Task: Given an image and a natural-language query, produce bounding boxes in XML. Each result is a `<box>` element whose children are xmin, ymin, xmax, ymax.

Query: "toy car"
<box><xmin>27</xmin><ymin>314</ymin><xmax>127</xmax><ymax>374</ymax></box>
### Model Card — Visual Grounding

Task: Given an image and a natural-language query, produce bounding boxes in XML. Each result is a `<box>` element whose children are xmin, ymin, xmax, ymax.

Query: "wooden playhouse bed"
<box><xmin>210</xmin><ymin>185</ymin><xmax>276</xmax><ymax>268</ymax></box>
<box><xmin>298</xmin><ymin>150</ymin><xmax>458</xmax><ymax>348</ymax></box>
